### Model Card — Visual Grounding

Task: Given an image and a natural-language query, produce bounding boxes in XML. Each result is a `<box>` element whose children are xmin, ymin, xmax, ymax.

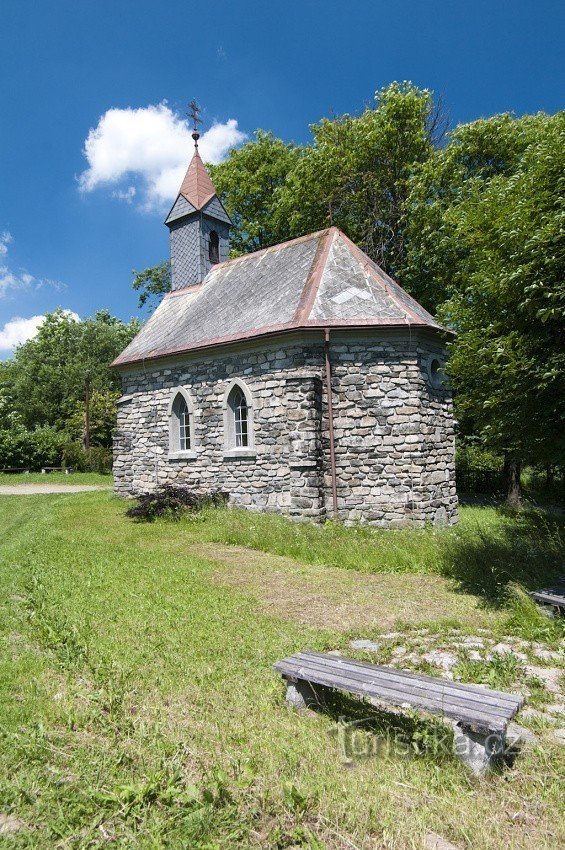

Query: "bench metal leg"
<box><xmin>284</xmin><ymin>677</ymin><xmax>320</xmax><ymax>710</ymax></box>
<box><xmin>452</xmin><ymin>722</ymin><xmax>505</xmax><ymax>774</ymax></box>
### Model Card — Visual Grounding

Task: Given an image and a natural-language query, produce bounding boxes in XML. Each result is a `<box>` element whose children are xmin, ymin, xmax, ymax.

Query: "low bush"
<box><xmin>0</xmin><ymin>426</ymin><xmax>67</xmax><ymax>470</ymax></box>
<box><xmin>125</xmin><ymin>485</ymin><xmax>228</xmax><ymax>522</ymax></box>
<box><xmin>62</xmin><ymin>442</ymin><xmax>113</xmax><ymax>474</ymax></box>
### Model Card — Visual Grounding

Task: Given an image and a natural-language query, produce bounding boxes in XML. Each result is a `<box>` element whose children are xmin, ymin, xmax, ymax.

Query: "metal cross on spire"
<box><xmin>188</xmin><ymin>99</ymin><xmax>202</xmax><ymax>148</ymax></box>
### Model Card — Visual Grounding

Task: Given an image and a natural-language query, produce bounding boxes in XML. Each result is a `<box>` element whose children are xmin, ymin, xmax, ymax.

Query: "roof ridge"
<box><xmin>293</xmin><ymin>228</ymin><xmax>336</xmax><ymax>323</ymax></box>
<box><xmin>200</xmin><ymin>228</ymin><xmax>332</xmax><ymax>275</ymax></box>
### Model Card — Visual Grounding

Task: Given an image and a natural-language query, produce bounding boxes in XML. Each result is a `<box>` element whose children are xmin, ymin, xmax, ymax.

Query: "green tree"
<box><xmin>210</xmin><ymin>130</ymin><xmax>303</xmax><ymax>254</ymax></box>
<box><xmin>0</xmin><ymin>309</ymin><xmax>140</xmax><ymax>436</ymax></box>
<box><xmin>131</xmin><ymin>85</ymin><xmax>442</xmax><ymax>307</ymax></box>
<box><xmin>132</xmin><ymin>261</ymin><xmax>171</xmax><ymax>311</ymax></box>
<box><xmin>402</xmin><ymin>111</ymin><xmax>553</xmax><ymax>312</ymax></box>
<box><xmin>276</xmin><ymin>81</ymin><xmax>444</xmax><ymax>276</ymax></box>
<box><xmin>407</xmin><ymin>112</ymin><xmax>565</xmax><ymax>504</ymax></box>
<box><xmin>66</xmin><ymin>388</ymin><xmax>122</xmax><ymax>449</ymax></box>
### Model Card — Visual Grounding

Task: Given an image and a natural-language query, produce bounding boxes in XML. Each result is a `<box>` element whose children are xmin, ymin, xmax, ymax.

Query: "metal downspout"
<box><xmin>324</xmin><ymin>328</ymin><xmax>339</xmax><ymax>519</ymax></box>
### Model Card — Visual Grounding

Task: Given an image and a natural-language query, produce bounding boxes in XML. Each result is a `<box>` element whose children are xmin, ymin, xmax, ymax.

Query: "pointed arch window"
<box><xmin>230</xmin><ymin>386</ymin><xmax>248</xmax><ymax>447</ymax></box>
<box><xmin>223</xmin><ymin>380</ymin><xmax>255</xmax><ymax>457</ymax></box>
<box><xmin>168</xmin><ymin>388</ymin><xmax>196</xmax><ymax>459</ymax></box>
<box><xmin>209</xmin><ymin>230</ymin><xmax>220</xmax><ymax>264</ymax></box>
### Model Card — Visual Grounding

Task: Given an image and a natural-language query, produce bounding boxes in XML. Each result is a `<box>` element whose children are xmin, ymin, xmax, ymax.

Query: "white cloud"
<box><xmin>78</xmin><ymin>102</ymin><xmax>246</xmax><ymax>210</ymax></box>
<box><xmin>0</xmin><ymin>315</ymin><xmax>45</xmax><ymax>350</ymax></box>
<box><xmin>111</xmin><ymin>186</ymin><xmax>136</xmax><ymax>203</ymax></box>
<box><xmin>0</xmin><ymin>232</ymin><xmax>13</xmax><ymax>256</ymax></box>
<box><xmin>0</xmin><ymin>310</ymin><xmax>80</xmax><ymax>352</ymax></box>
<box><xmin>0</xmin><ymin>232</ymin><xmax>65</xmax><ymax>299</ymax></box>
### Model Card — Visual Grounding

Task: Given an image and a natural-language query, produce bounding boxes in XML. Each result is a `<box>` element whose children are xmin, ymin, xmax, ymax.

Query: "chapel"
<box><xmin>112</xmin><ymin>133</ymin><xmax>458</xmax><ymax>527</ymax></box>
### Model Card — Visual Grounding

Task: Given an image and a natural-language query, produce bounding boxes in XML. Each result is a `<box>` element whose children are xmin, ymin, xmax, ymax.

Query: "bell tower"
<box><xmin>165</xmin><ymin>101</ymin><xmax>232</xmax><ymax>291</ymax></box>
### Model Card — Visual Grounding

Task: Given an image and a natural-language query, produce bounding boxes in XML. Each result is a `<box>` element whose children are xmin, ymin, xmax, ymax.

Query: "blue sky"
<box><xmin>0</xmin><ymin>0</ymin><xmax>563</xmax><ymax>354</ymax></box>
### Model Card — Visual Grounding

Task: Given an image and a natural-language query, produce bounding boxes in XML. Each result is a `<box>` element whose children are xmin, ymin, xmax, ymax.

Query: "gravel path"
<box><xmin>0</xmin><ymin>484</ymin><xmax>112</xmax><ymax>495</ymax></box>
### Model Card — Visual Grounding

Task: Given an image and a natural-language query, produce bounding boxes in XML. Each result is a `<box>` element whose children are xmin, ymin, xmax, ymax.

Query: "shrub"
<box><xmin>62</xmin><ymin>442</ymin><xmax>113</xmax><ymax>474</ymax></box>
<box><xmin>87</xmin><ymin>446</ymin><xmax>113</xmax><ymax>474</ymax></box>
<box><xmin>125</xmin><ymin>485</ymin><xmax>228</xmax><ymax>522</ymax></box>
<box><xmin>0</xmin><ymin>426</ymin><xmax>67</xmax><ymax>470</ymax></box>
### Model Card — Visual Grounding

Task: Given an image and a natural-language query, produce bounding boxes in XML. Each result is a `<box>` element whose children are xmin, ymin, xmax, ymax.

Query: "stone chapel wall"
<box><xmin>113</xmin><ymin>331</ymin><xmax>457</xmax><ymax>527</ymax></box>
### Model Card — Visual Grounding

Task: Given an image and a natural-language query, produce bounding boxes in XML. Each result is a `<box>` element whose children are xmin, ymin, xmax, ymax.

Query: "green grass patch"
<box><xmin>0</xmin><ymin>471</ymin><xmax>113</xmax><ymax>485</ymax></box>
<box><xmin>0</xmin><ymin>493</ymin><xmax>563</xmax><ymax>848</ymax></box>
<box><xmin>180</xmin><ymin>502</ymin><xmax>564</xmax><ymax>595</ymax></box>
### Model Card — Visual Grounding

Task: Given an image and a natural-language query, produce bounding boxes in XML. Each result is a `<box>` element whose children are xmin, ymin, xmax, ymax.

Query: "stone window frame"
<box><xmin>427</xmin><ymin>355</ymin><xmax>447</xmax><ymax>390</ymax></box>
<box><xmin>168</xmin><ymin>387</ymin><xmax>197</xmax><ymax>461</ymax></box>
<box><xmin>222</xmin><ymin>379</ymin><xmax>256</xmax><ymax>459</ymax></box>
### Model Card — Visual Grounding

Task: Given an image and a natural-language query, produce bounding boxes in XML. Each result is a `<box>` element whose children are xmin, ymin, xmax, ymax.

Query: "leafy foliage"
<box><xmin>210</xmin><ymin>130</ymin><xmax>303</xmax><ymax>254</ymax></box>
<box><xmin>276</xmin><ymin>81</ymin><xmax>442</xmax><ymax>276</ymax></box>
<box><xmin>0</xmin><ymin>309</ymin><xmax>139</xmax><ymax>436</ymax></box>
<box><xmin>0</xmin><ymin>309</ymin><xmax>140</xmax><ymax>470</ymax></box>
<box><xmin>66</xmin><ymin>388</ymin><xmax>121</xmax><ymax>448</ymax></box>
<box><xmin>132</xmin><ymin>260</ymin><xmax>171</xmax><ymax>311</ymax></box>
<box><xmin>0</xmin><ymin>425</ymin><xmax>67</xmax><ymax>470</ymax></box>
<box><xmin>62</xmin><ymin>442</ymin><xmax>113</xmax><ymax>474</ymax></box>
<box><xmin>125</xmin><ymin>484</ymin><xmax>228</xmax><ymax>522</ymax></box>
<box><xmin>405</xmin><ymin>112</ymin><xmax>565</xmax><ymax>472</ymax></box>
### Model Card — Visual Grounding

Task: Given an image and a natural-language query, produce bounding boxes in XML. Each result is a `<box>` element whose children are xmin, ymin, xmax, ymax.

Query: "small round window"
<box><xmin>428</xmin><ymin>358</ymin><xmax>445</xmax><ymax>389</ymax></box>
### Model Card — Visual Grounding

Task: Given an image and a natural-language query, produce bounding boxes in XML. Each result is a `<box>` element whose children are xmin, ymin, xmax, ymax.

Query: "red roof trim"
<box><xmin>165</xmin><ymin>283</ymin><xmax>203</xmax><ymax>298</ymax></box>
<box><xmin>293</xmin><ymin>227</ymin><xmax>336</xmax><ymax>323</ymax></box>
<box><xmin>112</xmin><ymin>316</ymin><xmax>450</xmax><ymax>368</ymax></box>
<box><xmin>201</xmin><ymin>229</ymin><xmax>330</xmax><ymax>276</ymax></box>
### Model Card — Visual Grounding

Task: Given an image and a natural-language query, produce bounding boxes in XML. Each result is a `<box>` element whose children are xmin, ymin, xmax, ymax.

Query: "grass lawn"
<box><xmin>0</xmin><ymin>493</ymin><xmax>563</xmax><ymax>848</ymax></box>
<box><xmin>0</xmin><ymin>472</ymin><xmax>113</xmax><ymax>486</ymax></box>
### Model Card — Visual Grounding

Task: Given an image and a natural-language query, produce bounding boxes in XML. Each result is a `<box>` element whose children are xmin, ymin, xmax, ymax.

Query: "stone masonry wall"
<box><xmin>114</xmin><ymin>331</ymin><xmax>458</xmax><ymax>527</ymax></box>
<box><xmin>322</xmin><ymin>335</ymin><xmax>457</xmax><ymax>527</ymax></box>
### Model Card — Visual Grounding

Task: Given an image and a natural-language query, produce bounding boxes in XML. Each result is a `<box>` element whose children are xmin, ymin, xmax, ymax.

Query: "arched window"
<box><xmin>230</xmin><ymin>386</ymin><xmax>248</xmax><ymax>447</ymax></box>
<box><xmin>223</xmin><ymin>380</ymin><xmax>255</xmax><ymax>455</ymax></box>
<box><xmin>209</xmin><ymin>230</ymin><xmax>220</xmax><ymax>264</ymax></box>
<box><xmin>168</xmin><ymin>388</ymin><xmax>195</xmax><ymax>456</ymax></box>
<box><xmin>428</xmin><ymin>357</ymin><xmax>446</xmax><ymax>390</ymax></box>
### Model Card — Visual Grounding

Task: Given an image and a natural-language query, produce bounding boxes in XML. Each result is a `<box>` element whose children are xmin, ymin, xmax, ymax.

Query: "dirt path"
<box><xmin>192</xmin><ymin>542</ymin><xmax>499</xmax><ymax>632</ymax></box>
<box><xmin>0</xmin><ymin>484</ymin><xmax>112</xmax><ymax>495</ymax></box>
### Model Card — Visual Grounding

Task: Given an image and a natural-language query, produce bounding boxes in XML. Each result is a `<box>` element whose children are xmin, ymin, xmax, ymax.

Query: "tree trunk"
<box><xmin>503</xmin><ymin>452</ymin><xmax>522</xmax><ymax>508</ymax></box>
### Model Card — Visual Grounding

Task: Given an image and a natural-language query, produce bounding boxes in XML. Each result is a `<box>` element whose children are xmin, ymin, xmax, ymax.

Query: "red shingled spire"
<box><xmin>178</xmin><ymin>149</ymin><xmax>218</xmax><ymax>210</ymax></box>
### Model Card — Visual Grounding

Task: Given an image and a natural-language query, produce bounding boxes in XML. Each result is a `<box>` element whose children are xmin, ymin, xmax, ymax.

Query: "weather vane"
<box><xmin>188</xmin><ymin>99</ymin><xmax>202</xmax><ymax>148</ymax></box>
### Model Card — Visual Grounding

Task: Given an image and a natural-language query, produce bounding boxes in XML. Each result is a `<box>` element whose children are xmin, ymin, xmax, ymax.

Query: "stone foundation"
<box><xmin>113</xmin><ymin>330</ymin><xmax>458</xmax><ymax>527</ymax></box>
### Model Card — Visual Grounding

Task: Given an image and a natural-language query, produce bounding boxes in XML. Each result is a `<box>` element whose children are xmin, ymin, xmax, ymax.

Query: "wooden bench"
<box><xmin>40</xmin><ymin>467</ymin><xmax>74</xmax><ymax>475</ymax></box>
<box><xmin>274</xmin><ymin>650</ymin><xmax>525</xmax><ymax>773</ymax></box>
<box><xmin>530</xmin><ymin>577</ymin><xmax>565</xmax><ymax>613</ymax></box>
<box><xmin>0</xmin><ymin>468</ymin><xmax>30</xmax><ymax>474</ymax></box>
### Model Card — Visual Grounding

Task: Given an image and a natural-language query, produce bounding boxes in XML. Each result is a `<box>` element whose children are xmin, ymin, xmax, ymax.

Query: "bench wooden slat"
<box><xmin>287</xmin><ymin>652</ymin><xmax>520</xmax><ymax>717</ymax></box>
<box><xmin>276</xmin><ymin>659</ymin><xmax>509</xmax><ymax>732</ymax></box>
<box><xmin>299</xmin><ymin>651</ymin><xmax>523</xmax><ymax>708</ymax></box>
<box><xmin>276</xmin><ymin>658</ymin><xmax>513</xmax><ymax>728</ymax></box>
<box><xmin>530</xmin><ymin>589</ymin><xmax>565</xmax><ymax>607</ymax></box>
<box><xmin>274</xmin><ymin>651</ymin><xmax>524</xmax><ymax>733</ymax></box>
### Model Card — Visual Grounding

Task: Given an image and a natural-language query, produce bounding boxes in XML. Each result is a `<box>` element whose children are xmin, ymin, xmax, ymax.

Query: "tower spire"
<box><xmin>164</xmin><ymin>99</ymin><xmax>232</xmax><ymax>290</ymax></box>
<box><xmin>188</xmin><ymin>99</ymin><xmax>202</xmax><ymax>149</ymax></box>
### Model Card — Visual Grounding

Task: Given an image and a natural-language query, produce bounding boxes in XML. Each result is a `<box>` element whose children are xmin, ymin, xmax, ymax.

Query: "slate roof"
<box><xmin>113</xmin><ymin>227</ymin><xmax>448</xmax><ymax>367</ymax></box>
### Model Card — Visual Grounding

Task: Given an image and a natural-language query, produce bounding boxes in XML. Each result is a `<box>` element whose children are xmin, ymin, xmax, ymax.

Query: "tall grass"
<box><xmin>184</xmin><ymin>504</ymin><xmax>565</xmax><ymax>599</ymax></box>
<box><xmin>188</xmin><ymin>506</ymin><xmax>447</xmax><ymax>574</ymax></box>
